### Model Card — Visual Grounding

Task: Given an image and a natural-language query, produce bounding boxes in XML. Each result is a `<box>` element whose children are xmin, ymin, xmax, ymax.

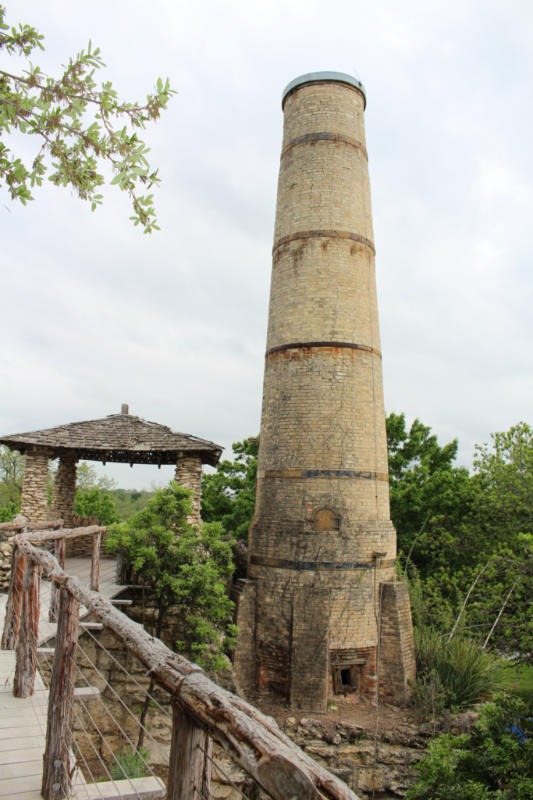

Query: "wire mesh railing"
<box><xmin>0</xmin><ymin>517</ymin><xmax>361</xmax><ymax>800</ymax></box>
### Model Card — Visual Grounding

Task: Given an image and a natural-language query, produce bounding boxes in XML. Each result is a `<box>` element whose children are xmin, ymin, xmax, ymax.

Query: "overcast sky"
<box><xmin>1</xmin><ymin>0</ymin><xmax>532</xmax><ymax>489</ymax></box>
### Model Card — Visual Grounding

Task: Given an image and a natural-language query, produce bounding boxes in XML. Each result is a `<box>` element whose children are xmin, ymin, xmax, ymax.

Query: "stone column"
<box><xmin>50</xmin><ymin>452</ymin><xmax>78</xmax><ymax>526</ymax></box>
<box><xmin>175</xmin><ymin>454</ymin><xmax>203</xmax><ymax>527</ymax></box>
<box><xmin>20</xmin><ymin>448</ymin><xmax>51</xmax><ymax>524</ymax></box>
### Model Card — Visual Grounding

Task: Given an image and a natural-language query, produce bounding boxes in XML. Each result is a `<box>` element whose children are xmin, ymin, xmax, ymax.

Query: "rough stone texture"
<box><xmin>20</xmin><ymin>449</ymin><xmax>51</xmax><ymax>523</ymax></box>
<box><xmin>379</xmin><ymin>583</ymin><xmax>416</xmax><ymax>705</ymax></box>
<box><xmin>236</xmin><ymin>75</ymin><xmax>415</xmax><ymax>710</ymax></box>
<box><xmin>175</xmin><ymin>454</ymin><xmax>203</xmax><ymax>527</ymax></box>
<box><xmin>50</xmin><ymin>451</ymin><xmax>78</xmax><ymax>526</ymax></box>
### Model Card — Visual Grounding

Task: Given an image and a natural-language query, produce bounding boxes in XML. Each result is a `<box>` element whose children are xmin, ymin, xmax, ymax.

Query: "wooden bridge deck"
<box><xmin>0</xmin><ymin>557</ymin><xmax>122</xmax><ymax>799</ymax></box>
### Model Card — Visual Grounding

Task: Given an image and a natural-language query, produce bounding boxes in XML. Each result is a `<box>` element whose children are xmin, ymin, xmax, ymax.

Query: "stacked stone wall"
<box><xmin>50</xmin><ymin>452</ymin><xmax>78</xmax><ymax>525</ymax></box>
<box><xmin>379</xmin><ymin>582</ymin><xmax>416</xmax><ymax>704</ymax></box>
<box><xmin>175</xmin><ymin>454</ymin><xmax>203</xmax><ymax>526</ymax></box>
<box><xmin>20</xmin><ymin>450</ymin><xmax>50</xmax><ymax>523</ymax></box>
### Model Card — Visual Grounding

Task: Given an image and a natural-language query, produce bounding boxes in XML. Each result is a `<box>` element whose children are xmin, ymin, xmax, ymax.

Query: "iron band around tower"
<box><xmin>281</xmin><ymin>132</ymin><xmax>368</xmax><ymax>160</ymax></box>
<box><xmin>250</xmin><ymin>555</ymin><xmax>396</xmax><ymax>571</ymax></box>
<box><xmin>266</xmin><ymin>341</ymin><xmax>382</xmax><ymax>358</ymax></box>
<box><xmin>273</xmin><ymin>229</ymin><xmax>375</xmax><ymax>255</ymax></box>
<box><xmin>258</xmin><ymin>469</ymin><xmax>389</xmax><ymax>481</ymax></box>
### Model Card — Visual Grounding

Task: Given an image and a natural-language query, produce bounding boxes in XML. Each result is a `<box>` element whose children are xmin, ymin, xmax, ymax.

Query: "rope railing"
<box><xmin>1</xmin><ymin>518</ymin><xmax>361</xmax><ymax>800</ymax></box>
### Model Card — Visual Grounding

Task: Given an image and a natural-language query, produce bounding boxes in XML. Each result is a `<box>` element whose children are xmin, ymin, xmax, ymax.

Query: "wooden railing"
<box><xmin>0</xmin><ymin>519</ymin><xmax>360</xmax><ymax>800</ymax></box>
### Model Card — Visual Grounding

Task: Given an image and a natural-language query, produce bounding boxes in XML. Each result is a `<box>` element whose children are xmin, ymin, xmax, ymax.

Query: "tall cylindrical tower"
<box><xmin>234</xmin><ymin>72</ymin><xmax>414</xmax><ymax>712</ymax></box>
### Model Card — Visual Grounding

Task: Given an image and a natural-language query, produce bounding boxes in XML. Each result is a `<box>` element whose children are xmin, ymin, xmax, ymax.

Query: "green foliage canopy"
<box><xmin>106</xmin><ymin>482</ymin><xmax>236</xmax><ymax>670</ymax></box>
<box><xmin>201</xmin><ymin>436</ymin><xmax>258</xmax><ymax>541</ymax></box>
<box><xmin>0</xmin><ymin>5</ymin><xmax>175</xmax><ymax>232</ymax></box>
<box><xmin>0</xmin><ymin>445</ymin><xmax>23</xmax><ymax>514</ymax></box>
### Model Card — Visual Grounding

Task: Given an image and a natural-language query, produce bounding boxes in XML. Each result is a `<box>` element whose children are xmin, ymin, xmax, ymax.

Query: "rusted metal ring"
<box><xmin>265</xmin><ymin>341</ymin><xmax>381</xmax><ymax>358</ymax></box>
<box><xmin>272</xmin><ymin>230</ymin><xmax>375</xmax><ymax>255</ymax></box>
<box><xmin>281</xmin><ymin>132</ymin><xmax>368</xmax><ymax>160</ymax></box>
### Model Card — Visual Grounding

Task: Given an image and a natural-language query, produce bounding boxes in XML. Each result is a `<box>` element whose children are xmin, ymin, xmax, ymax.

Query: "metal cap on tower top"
<box><xmin>282</xmin><ymin>71</ymin><xmax>366</xmax><ymax>109</ymax></box>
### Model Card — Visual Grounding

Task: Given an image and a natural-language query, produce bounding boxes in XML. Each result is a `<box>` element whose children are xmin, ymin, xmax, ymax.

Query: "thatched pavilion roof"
<box><xmin>0</xmin><ymin>407</ymin><xmax>222</xmax><ymax>467</ymax></box>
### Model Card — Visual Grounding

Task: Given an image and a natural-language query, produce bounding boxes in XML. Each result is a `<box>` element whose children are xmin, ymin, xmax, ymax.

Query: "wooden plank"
<box><xmin>0</xmin><ymin>761</ymin><xmax>41</xmax><ymax>778</ymax></box>
<box><xmin>41</xmin><ymin>588</ymin><xmax>80</xmax><ymax>800</ymax></box>
<box><xmin>73</xmin><ymin>777</ymin><xmax>166</xmax><ymax>800</ymax></box>
<box><xmin>0</xmin><ymin>739</ymin><xmax>44</xmax><ymax>753</ymax></box>
<box><xmin>14</xmin><ymin>561</ymin><xmax>40</xmax><ymax>697</ymax></box>
<box><xmin>0</xmin><ymin>774</ymin><xmax>41</xmax><ymax>793</ymax></box>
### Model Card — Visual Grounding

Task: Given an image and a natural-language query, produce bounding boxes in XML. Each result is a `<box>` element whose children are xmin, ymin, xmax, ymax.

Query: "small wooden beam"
<box><xmin>73</xmin><ymin>777</ymin><xmax>166</xmax><ymax>799</ymax></box>
<box><xmin>14</xmin><ymin>560</ymin><xmax>40</xmax><ymax>697</ymax></box>
<box><xmin>1</xmin><ymin>545</ymin><xmax>26</xmax><ymax>650</ymax></box>
<box><xmin>42</xmin><ymin>587</ymin><xmax>80</xmax><ymax>800</ymax></box>
<box><xmin>28</xmin><ymin>524</ymin><xmax>106</xmax><ymax>543</ymax></box>
<box><xmin>0</xmin><ymin>518</ymin><xmax>63</xmax><ymax>532</ymax></box>
<box><xmin>90</xmin><ymin>532</ymin><xmax>101</xmax><ymax>591</ymax></box>
<box><xmin>74</xmin><ymin>685</ymin><xmax>100</xmax><ymax>700</ymax></box>
<box><xmin>49</xmin><ymin>537</ymin><xmax>65</xmax><ymax>622</ymax></box>
<box><xmin>79</xmin><ymin>621</ymin><xmax>104</xmax><ymax>631</ymax></box>
<box><xmin>167</xmin><ymin>702</ymin><xmax>211</xmax><ymax>800</ymax></box>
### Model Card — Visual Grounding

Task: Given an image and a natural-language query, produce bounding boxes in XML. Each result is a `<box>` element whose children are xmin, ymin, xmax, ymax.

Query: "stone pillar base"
<box><xmin>175</xmin><ymin>454</ymin><xmax>203</xmax><ymax>527</ymax></box>
<box><xmin>378</xmin><ymin>581</ymin><xmax>416</xmax><ymax>704</ymax></box>
<box><xmin>232</xmin><ymin>579</ymin><xmax>257</xmax><ymax>698</ymax></box>
<box><xmin>20</xmin><ymin>449</ymin><xmax>51</xmax><ymax>524</ymax></box>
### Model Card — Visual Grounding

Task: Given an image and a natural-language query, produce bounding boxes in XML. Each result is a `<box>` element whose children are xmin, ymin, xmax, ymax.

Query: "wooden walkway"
<box><xmin>0</xmin><ymin>557</ymin><xmax>121</xmax><ymax>799</ymax></box>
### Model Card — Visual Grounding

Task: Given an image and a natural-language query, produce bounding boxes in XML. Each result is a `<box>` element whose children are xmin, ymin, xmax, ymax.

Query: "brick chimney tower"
<box><xmin>234</xmin><ymin>72</ymin><xmax>415</xmax><ymax>712</ymax></box>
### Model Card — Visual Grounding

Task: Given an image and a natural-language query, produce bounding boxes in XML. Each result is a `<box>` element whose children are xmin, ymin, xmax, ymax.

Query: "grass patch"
<box><xmin>496</xmin><ymin>662</ymin><xmax>533</xmax><ymax>698</ymax></box>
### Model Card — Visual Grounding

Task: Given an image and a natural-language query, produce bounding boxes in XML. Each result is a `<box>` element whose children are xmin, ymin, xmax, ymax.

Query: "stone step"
<box><xmin>73</xmin><ymin>776</ymin><xmax>166</xmax><ymax>799</ymax></box>
<box><xmin>110</xmin><ymin>598</ymin><xmax>132</xmax><ymax>606</ymax></box>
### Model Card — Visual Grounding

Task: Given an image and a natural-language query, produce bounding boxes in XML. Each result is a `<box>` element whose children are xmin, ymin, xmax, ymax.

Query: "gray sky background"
<box><xmin>1</xmin><ymin>0</ymin><xmax>532</xmax><ymax>489</ymax></box>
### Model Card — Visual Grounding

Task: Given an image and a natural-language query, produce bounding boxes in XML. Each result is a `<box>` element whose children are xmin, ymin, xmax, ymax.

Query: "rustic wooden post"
<box><xmin>167</xmin><ymin>701</ymin><xmax>212</xmax><ymax>800</ymax></box>
<box><xmin>90</xmin><ymin>532</ymin><xmax>101</xmax><ymax>591</ymax></box>
<box><xmin>14</xmin><ymin>559</ymin><xmax>40</xmax><ymax>697</ymax></box>
<box><xmin>42</xmin><ymin>587</ymin><xmax>80</xmax><ymax>800</ymax></box>
<box><xmin>49</xmin><ymin>537</ymin><xmax>65</xmax><ymax>622</ymax></box>
<box><xmin>1</xmin><ymin>544</ymin><xmax>26</xmax><ymax>650</ymax></box>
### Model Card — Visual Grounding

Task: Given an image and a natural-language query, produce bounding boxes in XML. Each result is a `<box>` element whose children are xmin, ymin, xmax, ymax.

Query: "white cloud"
<box><xmin>1</xmin><ymin>0</ymin><xmax>532</xmax><ymax>488</ymax></box>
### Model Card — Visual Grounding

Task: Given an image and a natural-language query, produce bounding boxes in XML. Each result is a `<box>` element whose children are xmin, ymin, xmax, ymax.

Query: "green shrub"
<box><xmin>110</xmin><ymin>746</ymin><xmax>150</xmax><ymax>780</ymax></box>
<box><xmin>406</xmin><ymin>693</ymin><xmax>533</xmax><ymax>799</ymax></box>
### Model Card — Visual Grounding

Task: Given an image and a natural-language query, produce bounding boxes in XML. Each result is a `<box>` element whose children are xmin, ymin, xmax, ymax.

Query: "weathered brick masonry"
<box><xmin>234</xmin><ymin>72</ymin><xmax>415</xmax><ymax>711</ymax></box>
